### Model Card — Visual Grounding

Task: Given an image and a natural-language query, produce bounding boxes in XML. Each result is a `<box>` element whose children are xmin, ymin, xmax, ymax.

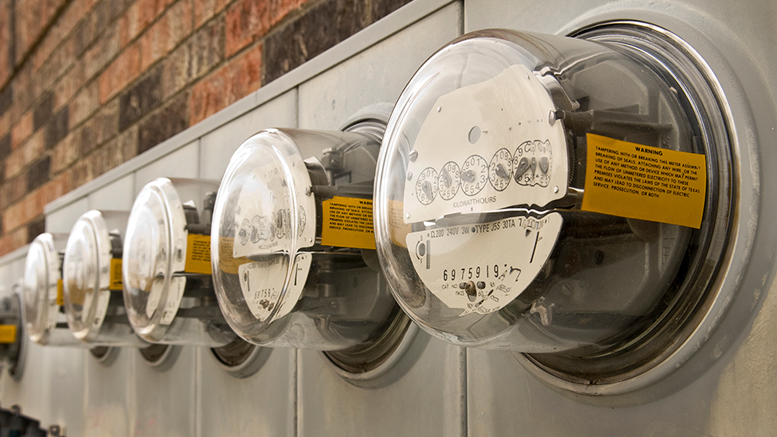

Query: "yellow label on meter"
<box><xmin>321</xmin><ymin>197</ymin><xmax>376</xmax><ymax>250</ymax></box>
<box><xmin>56</xmin><ymin>279</ymin><xmax>64</xmax><ymax>306</ymax></box>
<box><xmin>582</xmin><ymin>134</ymin><xmax>706</xmax><ymax>229</ymax></box>
<box><xmin>109</xmin><ymin>258</ymin><xmax>123</xmax><ymax>290</ymax></box>
<box><xmin>184</xmin><ymin>234</ymin><xmax>212</xmax><ymax>275</ymax></box>
<box><xmin>0</xmin><ymin>325</ymin><xmax>16</xmax><ymax>343</ymax></box>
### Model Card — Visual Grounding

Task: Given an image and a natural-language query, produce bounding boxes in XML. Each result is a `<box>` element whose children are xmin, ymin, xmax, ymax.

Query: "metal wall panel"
<box><xmin>199</xmin><ymin>90</ymin><xmax>298</xmax><ymax>181</ymax></box>
<box><xmin>82</xmin><ymin>348</ymin><xmax>131</xmax><ymax>437</ymax></box>
<box><xmin>133</xmin><ymin>140</ymin><xmax>201</xmax><ymax>194</ymax></box>
<box><xmin>87</xmin><ymin>174</ymin><xmax>135</xmax><ymax>212</ymax></box>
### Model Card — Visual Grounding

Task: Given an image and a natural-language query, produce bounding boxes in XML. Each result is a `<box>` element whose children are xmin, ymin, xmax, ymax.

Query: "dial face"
<box><xmin>460</xmin><ymin>155</ymin><xmax>489</xmax><ymax>196</ymax></box>
<box><xmin>513</xmin><ymin>140</ymin><xmax>552</xmax><ymax>187</ymax></box>
<box><xmin>438</xmin><ymin>161</ymin><xmax>461</xmax><ymax>200</ymax></box>
<box><xmin>415</xmin><ymin>167</ymin><xmax>439</xmax><ymax>205</ymax></box>
<box><xmin>489</xmin><ymin>148</ymin><xmax>513</xmax><ymax>192</ymax></box>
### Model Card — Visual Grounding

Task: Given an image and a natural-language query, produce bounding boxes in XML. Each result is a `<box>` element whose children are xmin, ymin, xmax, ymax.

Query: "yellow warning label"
<box><xmin>184</xmin><ymin>233</ymin><xmax>212</xmax><ymax>275</ymax></box>
<box><xmin>0</xmin><ymin>325</ymin><xmax>16</xmax><ymax>343</ymax></box>
<box><xmin>321</xmin><ymin>196</ymin><xmax>376</xmax><ymax>250</ymax></box>
<box><xmin>56</xmin><ymin>279</ymin><xmax>64</xmax><ymax>306</ymax></box>
<box><xmin>216</xmin><ymin>237</ymin><xmax>250</xmax><ymax>275</ymax></box>
<box><xmin>582</xmin><ymin>134</ymin><xmax>706</xmax><ymax>229</ymax></box>
<box><xmin>109</xmin><ymin>258</ymin><xmax>123</xmax><ymax>290</ymax></box>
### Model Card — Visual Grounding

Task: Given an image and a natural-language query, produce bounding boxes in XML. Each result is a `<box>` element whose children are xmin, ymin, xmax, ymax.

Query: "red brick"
<box><xmin>15</xmin><ymin>0</ymin><xmax>68</xmax><ymax>64</ymax></box>
<box><xmin>3</xmin><ymin>190</ymin><xmax>45</xmax><ymax>233</ymax></box>
<box><xmin>270</xmin><ymin>0</ymin><xmax>309</xmax><ymax>26</ymax></box>
<box><xmin>194</xmin><ymin>0</ymin><xmax>231</xmax><ymax>28</ymax></box>
<box><xmin>69</xmin><ymin>80</ymin><xmax>100</xmax><ymax>128</ymax></box>
<box><xmin>0</xmin><ymin>111</ymin><xmax>11</xmax><ymax>140</ymax></box>
<box><xmin>32</xmin><ymin>0</ymin><xmax>94</xmax><ymax>74</ymax></box>
<box><xmin>0</xmin><ymin>227</ymin><xmax>28</xmax><ymax>258</ymax></box>
<box><xmin>53</xmin><ymin>63</ymin><xmax>86</xmax><ymax>112</ymax></box>
<box><xmin>83</xmin><ymin>27</ymin><xmax>120</xmax><ymax>80</ymax></box>
<box><xmin>41</xmin><ymin>169</ymin><xmax>72</xmax><ymax>205</ymax></box>
<box><xmin>50</xmin><ymin>131</ymin><xmax>80</xmax><ymax>174</ymax></box>
<box><xmin>0</xmin><ymin>1</ymin><xmax>12</xmax><ymax>89</ymax></box>
<box><xmin>140</xmin><ymin>0</ymin><xmax>193</xmax><ymax>71</ymax></box>
<box><xmin>0</xmin><ymin>175</ymin><xmax>27</xmax><ymax>211</ymax></box>
<box><xmin>98</xmin><ymin>44</ymin><xmax>141</xmax><ymax>103</ymax></box>
<box><xmin>11</xmin><ymin>111</ymin><xmax>33</xmax><ymax>150</ymax></box>
<box><xmin>70</xmin><ymin>156</ymin><xmax>95</xmax><ymax>188</ymax></box>
<box><xmin>225</xmin><ymin>0</ymin><xmax>270</xmax><ymax>57</ymax></box>
<box><xmin>190</xmin><ymin>43</ymin><xmax>262</xmax><ymax>125</ymax></box>
<box><xmin>119</xmin><ymin>0</ymin><xmax>176</xmax><ymax>47</ymax></box>
<box><xmin>5</xmin><ymin>130</ymin><xmax>45</xmax><ymax>180</ymax></box>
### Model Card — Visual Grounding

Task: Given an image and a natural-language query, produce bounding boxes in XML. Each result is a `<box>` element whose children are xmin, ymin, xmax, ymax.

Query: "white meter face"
<box><xmin>124</xmin><ymin>178</ymin><xmax>232</xmax><ymax>346</ymax></box>
<box><xmin>375</xmin><ymin>28</ymin><xmax>726</xmax><ymax>359</ymax></box>
<box><xmin>212</xmin><ymin>128</ymin><xmax>400</xmax><ymax>351</ymax></box>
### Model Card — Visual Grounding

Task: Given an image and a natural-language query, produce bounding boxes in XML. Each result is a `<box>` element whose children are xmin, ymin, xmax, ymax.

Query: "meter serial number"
<box><xmin>441</xmin><ymin>264</ymin><xmax>519</xmax><ymax>282</ymax></box>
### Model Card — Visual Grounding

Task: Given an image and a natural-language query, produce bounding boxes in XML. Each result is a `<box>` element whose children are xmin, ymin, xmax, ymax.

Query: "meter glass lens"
<box><xmin>23</xmin><ymin>235</ymin><xmax>53</xmax><ymax>342</ymax></box>
<box><xmin>375</xmin><ymin>29</ymin><xmax>723</xmax><ymax>357</ymax></box>
<box><xmin>212</xmin><ymin>128</ymin><xmax>398</xmax><ymax>351</ymax></box>
<box><xmin>124</xmin><ymin>179</ymin><xmax>177</xmax><ymax>340</ymax></box>
<box><xmin>64</xmin><ymin>216</ymin><xmax>100</xmax><ymax>334</ymax></box>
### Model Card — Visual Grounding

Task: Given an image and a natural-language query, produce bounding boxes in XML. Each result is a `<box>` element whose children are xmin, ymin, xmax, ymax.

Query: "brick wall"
<box><xmin>0</xmin><ymin>0</ymin><xmax>411</xmax><ymax>256</ymax></box>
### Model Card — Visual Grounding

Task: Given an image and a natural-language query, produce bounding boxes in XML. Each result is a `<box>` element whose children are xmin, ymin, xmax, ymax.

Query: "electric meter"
<box><xmin>123</xmin><ymin>178</ymin><xmax>238</xmax><ymax>346</ymax></box>
<box><xmin>62</xmin><ymin>210</ymin><xmax>146</xmax><ymax>346</ymax></box>
<box><xmin>212</xmin><ymin>127</ymin><xmax>405</xmax><ymax>357</ymax></box>
<box><xmin>0</xmin><ymin>293</ymin><xmax>24</xmax><ymax>379</ymax></box>
<box><xmin>23</xmin><ymin>233</ymin><xmax>81</xmax><ymax>345</ymax></box>
<box><xmin>374</xmin><ymin>28</ymin><xmax>733</xmax><ymax>382</ymax></box>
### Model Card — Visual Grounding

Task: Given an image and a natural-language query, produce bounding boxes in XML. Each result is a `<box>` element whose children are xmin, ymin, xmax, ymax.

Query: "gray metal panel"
<box><xmin>87</xmin><ymin>174</ymin><xmax>135</xmax><ymax>212</ymax></box>
<box><xmin>298</xmin><ymin>3</ymin><xmax>462</xmax><ymax>129</ymax></box>
<box><xmin>130</xmin><ymin>346</ymin><xmax>196</xmax><ymax>437</ymax></box>
<box><xmin>196</xmin><ymin>348</ymin><xmax>296</xmax><ymax>437</ymax></box>
<box><xmin>298</xmin><ymin>334</ymin><xmax>467</xmax><ymax>437</ymax></box>
<box><xmin>82</xmin><ymin>348</ymin><xmax>132</xmax><ymax>437</ymax></box>
<box><xmin>199</xmin><ymin>90</ymin><xmax>298</xmax><ymax>181</ymax></box>
<box><xmin>133</xmin><ymin>140</ymin><xmax>201</xmax><ymax>195</ymax></box>
<box><xmin>45</xmin><ymin>197</ymin><xmax>89</xmax><ymax>234</ymax></box>
<box><xmin>0</xmin><ymin>340</ymin><xmax>85</xmax><ymax>436</ymax></box>
<box><xmin>296</xmin><ymin>5</ymin><xmax>465</xmax><ymax>436</ymax></box>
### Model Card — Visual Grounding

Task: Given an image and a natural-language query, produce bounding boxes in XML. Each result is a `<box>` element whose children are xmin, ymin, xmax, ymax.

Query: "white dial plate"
<box><xmin>404</xmin><ymin>64</ymin><xmax>568</xmax><ymax>223</ymax></box>
<box><xmin>406</xmin><ymin>213</ymin><xmax>563</xmax><ymax>315</ymax></box>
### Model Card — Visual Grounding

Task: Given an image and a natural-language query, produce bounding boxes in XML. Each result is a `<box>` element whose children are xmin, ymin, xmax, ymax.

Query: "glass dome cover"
<box><xmin>212</xmin><ymin>128</ymin><xmax>401</xmax><ymax>352</ymax></box>
<box><xmin>64</xmin><ymin>210</ymin><xmax>145</xmax><ymax>346</ymax></box>
<box><xmin>212</xmin><ymin>129</ymin><xmax>321</xmax><ymax>340</ymax></box>
<box><xmin>374</xmin><ymin>28</ymin><xmax>729</xmax><ymax>361</ymax></box>
<box><xmin>64</xmin><ymin>211</ymin><xmax>111</xmax><ymax>340</ymax></box>
<box><xmin>23</xmin><ymin>233</ymin><xmax>79</xmax><ymax>345</ymax></box>
<box><xmin>123</xmin><ymin>178</ymin><xmax>188</xmax><ymax>342</ymax></box>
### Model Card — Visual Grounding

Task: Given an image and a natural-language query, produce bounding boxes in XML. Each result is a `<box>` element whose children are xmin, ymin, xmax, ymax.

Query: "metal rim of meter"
<box><xmin>138</xmin><ymin>343</ymin><xmax>179</xmax><ymax>369</ymax></box>
<box><xmin>5</xmin><ymin>293</ymin><xmax>25</xmax><ymax>381</ymax></box>
<box><xmin>320</xmin><ymin>118</ymin><xmax>419</xmax><ymax>380</ymax></box>
<box><xmin>89</xmin><ymin>346</ymin><xmax>118</xmax><ymax>365</ymax></box>
<box><xmin>514</xmin><ymin>21</ymin><xmax>736</xmax><ymax>394</ymax></box>
<box><xmin>211</xmin><ymin>339</ymin><xmax>268</xmax><ymax>378</ymax></box>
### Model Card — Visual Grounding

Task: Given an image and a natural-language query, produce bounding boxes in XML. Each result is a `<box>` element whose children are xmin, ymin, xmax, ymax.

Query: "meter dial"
<box><xmin>23</xmin><ymin>233</ymin><xmax>81</xmax><ymax>346</ymax></box>
<box><xmin>489</xmin><ymin>148</ymin><xmax>513</xmax><ymax>191</ymax></box>
<box><xmin>63</xmin><ymin>210</ymin><xmax>146</xmax><ymax>347</ymax></box>
<box><xmin>438</xmin><ymin>161</ymin><xmax>461</xmax><ymax>200</ymax></box>
<box><xmin>514</xmin><ymin>140</ymin><xmax>552</xmax><ymax>187</ymax></box>
<box><xmin>460</xmin><ymin>155</ymin><xmax>489</xmax><ymax>196</ymax></box>
<box><xmin>414</xmin><ymin>167</ymin><xmax>438</xmax><ymax>205</ymax></box>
